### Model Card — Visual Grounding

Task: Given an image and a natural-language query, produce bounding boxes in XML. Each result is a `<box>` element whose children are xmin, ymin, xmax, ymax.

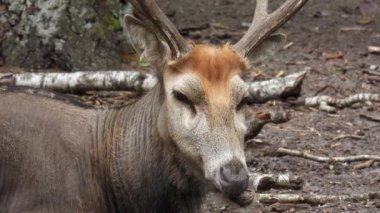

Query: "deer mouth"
<box><xmin>208</xmin><ymin>159</ymin><xmax>249</xmax><ymax>197</ymax></box>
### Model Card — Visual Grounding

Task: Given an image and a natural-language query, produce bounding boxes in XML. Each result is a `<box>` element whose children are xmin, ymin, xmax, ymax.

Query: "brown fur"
<box><xmin>0</xmin><ymin>87</ymin><xmax>203</xmax><ymax>213</ymax></box>
<box><xmin>169</xmin><ymin>45</ymin><xmax>246</xmax><ymax>81</ymax></box>
<box><xmin>168</xmin><ymin>44</ymin><xmax>247</xmax><ymax>112</ymax></box>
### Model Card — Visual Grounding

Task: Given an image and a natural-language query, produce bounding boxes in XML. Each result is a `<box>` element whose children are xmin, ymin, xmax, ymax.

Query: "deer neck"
<box><xmin>99</xmin><ymin>82</ymin><xmax>203</xmax><ymax>211</ymax></box>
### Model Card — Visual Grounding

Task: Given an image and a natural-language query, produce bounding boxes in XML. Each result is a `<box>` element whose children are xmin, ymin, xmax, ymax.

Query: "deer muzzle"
<box><xmin>214</xmin><ymin>159</ymin><xmax>249</xmax><ymax>197</ymax></box>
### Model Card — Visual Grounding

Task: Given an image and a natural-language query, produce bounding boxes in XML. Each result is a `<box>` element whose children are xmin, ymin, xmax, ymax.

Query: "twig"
<box><xmin>276</xmin><ymin>148</ymin><xmax>380</xmax><ymax>163</ymax></box>
<box><xmin>323</xmin><ymin>51</ymin><xmax>344</xmax><ymax>60</ymax></box>
<box><xmin>269</xmin><ymin>203</ymin><xmax>311</xmax><ymax>212</ymax></box>
<box><xmin>368</xmin><ymin>46</ymin><xmax>380</xmax><ymax>54</ymax></box>
<box><xmin>367</xmin><ymin>76</ymin><xmax>380</xmax><ymax>82</ymax></box>
<box><xmin>352</xmin><ymin>160</ymin><xmax>375</xmax><ymax>170</ymax></box>
<box><xmin>283</xmin><ymin>42</ymin><xmax>294</xmax><ymax>50</ymax></box>
<box><xmin>234</xmin><ymin>191</ymin><xmax>380</xmax><ymax>206</ymax></box>
<box><xmin>250</xmin><ymin>173</ymin><xmax>303</xmax><ymax>192</ymax></box>
<box><xmin>303</xmin><ymin>93</ymin><xmax>380</xmax><ymax>113</ymax></box>
<box><xmin>363</xmin><ymin>70</ymin><xmax>380</xmax><ymax>77</ymax></box>
<box><xmin>360</xmin><ymin>114</ymin><xmax>380</xmax><ymax>122</ymax></box>
<box><xmin>255</xmin><ymin>192</ymin><xmax>380</xmax><ymax>204</ymax></box>
<box><xmin>267</xmin><ymin>126</ymin><xmax>321</xmax><ymax>137</ymax></box>
<box><xmin>333</xmin><ymin>134</ymin><xmax>365</xmax><ymax>141</ymax></box>
<box><xmin>340</xmin><ymin>26</ymin><xmax>366</xmax><ymax>32</ymax></box>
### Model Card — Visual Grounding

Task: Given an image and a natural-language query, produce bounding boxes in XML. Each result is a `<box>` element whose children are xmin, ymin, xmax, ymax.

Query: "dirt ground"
<box><xmin>1</xmin><ymin>0</ymin><xmax>379</xmax><ymax>212</ymax></box>
<box><xmin>157</xmin><ymin>0</ymin><xmax>380</xmax><ymax>212</ymax></box>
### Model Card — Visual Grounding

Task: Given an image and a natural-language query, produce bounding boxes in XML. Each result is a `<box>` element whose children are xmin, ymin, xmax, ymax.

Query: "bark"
<box><xmin>292</xmin><ymin>93</ymin><xmax>380</xmax><ymax>113</ymax></box>
<box><xmin>250</xmin><ymin>172</ymin><xmax>303</xmax><ymax>192</ymax></box>
<box><xmin>247</xmin><ymin>71</ymin><xmax>306</xmax><ymax>103</ymax></box>
<box><xmin>0</xmin><ymin>0</ymin><xmax>131</xmax><ymax>71</ymax></box>
<box><xmin>256</xmin><ymin>192</ymin><xmax>380</xmax><ymax>205</ymax></box>
<box><xmin>276</xmin><ymin>148</ymin><xmax>380</xmax><ymax>162</ymax></box>
<box><xmin>234</xmin><ymin>191</ymin><xmax>380</xmax><ymax>206</ymax></box>
<box><xmin>244</xmin><ymin>109</ymin><xmax>289</xmax><ymax>141</ymax></box>
<box><xmin>0</xmin><ymin>70</ymin><xmax>306</xmax><ymax>100</ymax></box>
<box><xmin>0</xmin><ymin>71</ymin><xmax>157</xmax><ymax>93</ymax></box>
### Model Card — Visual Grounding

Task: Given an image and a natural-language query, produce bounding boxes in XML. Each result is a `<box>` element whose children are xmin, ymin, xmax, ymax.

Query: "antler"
<box><xmin>128</xmin><ymin>0</ymin><xmax>189</xmax><ymax>59</ymax></box>
<box><xmin>233</xmin><ymin>0</ymin><xmax>308</xmax><ymax>58</ymax></box>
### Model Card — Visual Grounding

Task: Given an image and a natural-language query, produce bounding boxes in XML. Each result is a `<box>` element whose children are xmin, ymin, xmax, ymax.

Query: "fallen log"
<box><xmin>0</xmin><ymin>70</ymin><xmax>307</xmax><ymax>103</ymax></box>
<box><xmin>255</xmin><ymin>192</ymin><xmax>380</xmax><ymax>205</ymax></box>
<box><xmin>290</xmin><ymin>93</ymin><xmax>380</xmax><ymax>113</ymax></box>
<box><xmin>234</xmin><ymin>190</ymin><xmax>380</xmax><ymax>206</ymax></box>
<box><xmin>276</xmin><ymin>147</ymin><xmax>380</xmax><ymax>163</ymax></box>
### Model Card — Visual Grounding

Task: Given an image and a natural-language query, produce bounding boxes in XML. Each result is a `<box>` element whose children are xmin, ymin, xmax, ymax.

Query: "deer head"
<box><xmin>125</xmin><ymin>0</ymin><xmax>307</xmax><ymax>197</ymax></box>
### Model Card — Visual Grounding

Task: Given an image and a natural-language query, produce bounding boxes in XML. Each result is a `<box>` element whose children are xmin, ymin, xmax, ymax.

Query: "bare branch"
<box><xmin>360</xmin><ymin>113</ymin><xmax>380</xmax><ymax>122</ymax></box>
<box><xmin>368</xmin><ymin>46</ymin><xmax>380</xmax><ymax>55</ymax></box>
<box><xmin>234</xmin><ymin>190</ymin><xmax>379</xmax><ymax>206</ymax></box>
<box><xmin>256</xmin><ymin>192</ymin><xmax>380</xmax><ymax>204</ymax></box>
<box><xmin>291</xmin><ymin>93</ymin><xmax>380</xmax><ymax>112</ymax></box>
<box><xmin>306</xmin><ymin>93</ymin><xmax>380</xmax><ymax>113</ymax></box>
<box><xmin>352</xmin><ymin>160</ymin><xmax>375</xmax><ymax>170</ymax></box>
<box><xmin>276</xmin><ymin>148</ymin><xmax>380</xmax><ymax>163</ymax></box>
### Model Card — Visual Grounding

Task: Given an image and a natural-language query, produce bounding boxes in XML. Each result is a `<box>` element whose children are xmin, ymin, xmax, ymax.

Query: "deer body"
<box><xmin>0</xmin><ymin>0</ymin><xmax>307</xmax><ymax>212</ymax></box>
<box><xmin>0</xmin><ymin>86</ymin><xmax>203</xmax><ymax>212</ymax></box>
<box><xmin>0</xmin><ymin>46</ymin><xmax>248</xmax><ymax>212</ymax></box>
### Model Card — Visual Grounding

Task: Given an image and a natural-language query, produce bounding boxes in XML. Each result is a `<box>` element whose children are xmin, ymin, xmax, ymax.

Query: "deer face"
<box><xmin>125</xmin><ymin>0</ymin><xmax>306</xmax><ymax>198</ymax></box>
<box><xmin>160</xmin><ymin>45</ymin><xmax>250</xmax><ymax>196</ymax></box>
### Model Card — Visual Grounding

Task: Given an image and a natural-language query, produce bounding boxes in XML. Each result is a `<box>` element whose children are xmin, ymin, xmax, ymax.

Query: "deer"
<box><xmin>0</xmin><ymin>0</ymin><xmax>307</xmax><ymax>212</ymax></box>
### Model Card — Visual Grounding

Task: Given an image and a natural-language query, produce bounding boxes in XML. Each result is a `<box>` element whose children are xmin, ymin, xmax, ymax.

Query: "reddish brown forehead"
<box><xmin>168</xmin><ymin>44</ymin><xmax>247</xmax><ymax>114</ymax></box>
<box><xmin>168</xmin><ymin>44</ymin><xmax>247</xmax><ymax>82</ymax></box>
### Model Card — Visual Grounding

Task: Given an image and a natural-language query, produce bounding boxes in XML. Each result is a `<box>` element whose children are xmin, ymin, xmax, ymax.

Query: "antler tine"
<box><xmin>252</xmin><ymin>0</ymin><xmax>269</xmax><ymax>27</ymax></box>
<box><xmin>128</xmin><ymin>0</ymin><xmax>189</xmax><ymax>58</ymax></box>
<box><xmin>234</xmin><ymin>0</ymin><xmax>308</xmax><ymax>58</ymax></box>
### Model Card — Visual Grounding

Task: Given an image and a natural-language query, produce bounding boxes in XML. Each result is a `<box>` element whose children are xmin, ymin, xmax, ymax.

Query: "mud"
<box><xmin>157</xmin><ymin>0</ymin><xmax>380</xmax><ymax>212</ymax></box>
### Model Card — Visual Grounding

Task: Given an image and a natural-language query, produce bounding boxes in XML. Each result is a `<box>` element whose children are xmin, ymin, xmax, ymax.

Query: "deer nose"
<box><xmin>219</xmin><ymin>159</ymin><xmax>249</xmax><ymax>196</ymax></box>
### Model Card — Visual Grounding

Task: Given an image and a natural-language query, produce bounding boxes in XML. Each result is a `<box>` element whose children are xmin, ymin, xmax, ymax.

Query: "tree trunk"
<box><xmin>0</xmin><ymin>0</ymin><xmax>131</xmax><ymax>71</ymax></box>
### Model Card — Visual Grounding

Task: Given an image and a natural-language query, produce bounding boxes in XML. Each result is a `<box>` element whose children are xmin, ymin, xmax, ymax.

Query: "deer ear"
<box><xmin>245</xmin><ymin>33</ymin><xmax>287</xmax><ymax>63</ymax></box>
<box><xmin>124</xmin><ymin>15</ymin><xmax>170</xmax><ymax>72</ymax></box>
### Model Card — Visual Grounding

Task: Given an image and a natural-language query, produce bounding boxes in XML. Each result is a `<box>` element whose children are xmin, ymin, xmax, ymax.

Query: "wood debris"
<box><xmin>276</xmin><ymin>148</ymin><xmax>380</xmax><ymax>163</ymax></box>
<box><xmin>0</xmin><ymin>70</ymin><xmax>307</xmax><ymax>105</ymax></box>
<box><xmin>302</xmin><ymin>93</ymin><xmax>380</xmax><ymax>113</ymax></box>
<box><xmin>323</xmin><ymin>51</ymin><xmax>344</xmax><ymax>60</ymax></box>
<box><xmin>368</xmin><ymin>46</ymin><xmax>380</xmax><ymax>54</ymax></box>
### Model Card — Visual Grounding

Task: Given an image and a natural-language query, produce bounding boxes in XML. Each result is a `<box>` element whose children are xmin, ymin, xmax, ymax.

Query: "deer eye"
<box><xmin>236</xmin><ymin>97</ymin><xmax>250</xmax><ymax>111</ymax></box>
<box><xmin>172</xmin><ymin>90</ymin><xmax>196</xmax><ymax>113</ymax></box>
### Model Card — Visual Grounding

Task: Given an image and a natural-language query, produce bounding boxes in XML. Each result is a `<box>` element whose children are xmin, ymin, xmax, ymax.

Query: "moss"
<box><xmin>94</xmin><ymin>26</ymin><xmax>106</xmax><ymax>41</ymax></box>
<box><xmin>101</xmin><ymin>14</ymin><xmax>121</xmax><ymax>32</ymax></box>
<box><xmin>92</xmin><ymin>13</ymin><xmax>121</xmax><ymax>41</ymax></box>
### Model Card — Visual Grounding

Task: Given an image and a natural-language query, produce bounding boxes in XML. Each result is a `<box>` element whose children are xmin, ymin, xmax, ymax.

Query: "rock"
<box><xmin>370</xmin><ymin>65</ymin><xmax>378</xmax><ymax>71</ymax></box>
<box><xmin>0</xmin><ymin>0</ymin><xmax>132</xmax><ymax>71</ymax></box>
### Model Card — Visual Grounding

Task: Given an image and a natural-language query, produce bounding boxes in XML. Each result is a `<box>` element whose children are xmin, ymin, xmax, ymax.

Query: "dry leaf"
<box><xmin>323</xmin><ymin>51</ymin><xmax>344</xmax><ymax>60</ymax></box>
<box><xmin>357</xmin><ymin>16</ymin><xmax>375</xmax><ymax>25</ymax></box>
<box><xmin>276</xmin><ymin>70</ymin><xmax>285</xmax><ymax>77</ymax></box>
